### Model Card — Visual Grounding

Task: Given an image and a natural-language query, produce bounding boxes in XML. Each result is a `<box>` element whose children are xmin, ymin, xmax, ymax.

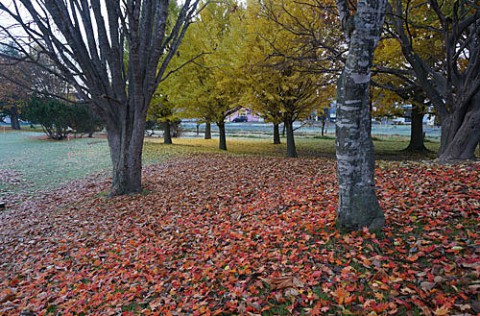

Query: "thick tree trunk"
<box><xmin>9</xmin><ymin>105</ymin><xmax>21</xmax><ymax>130</ymax></box>
<box><xmin>217</xmin><ymin>121</ymin><xmax>227</xmax><ymax>150</ymax></box>
<box><xmin>405</xmin><ymin>104</ymin><xmax>427</xmax><ymax>152</ymax></box>
<box><xmin>285</xmin><ymin>119</ymin><xmax>297</xmax><ymax>158</ymax></box>
<box><xmin>335</xmin><ymin>0</ymin><xmax>386</xmax><ymax>231</ymax></box>
<box><xmin>273</xmin><ymin>123</ymin><xmax>281</xmax><ymax>144</ymax></box>
<box><xmin>164</xmin><ymin>121</ymin><xmax>173</xmax><ymax>144</ymax></box>
<box><xmin>438</xmin><ymin>94</ymin><xmax>480</xmax><ymax>161</ymax></box>
<box><xmin>107</xmin><ymin>102</ymin><xmax>146</xmax><ymax>197</ymax></box>
<box><xmin>205</xmin><ymin>122</ymin><xmax>212</xmax><ymax>139</ymax></box>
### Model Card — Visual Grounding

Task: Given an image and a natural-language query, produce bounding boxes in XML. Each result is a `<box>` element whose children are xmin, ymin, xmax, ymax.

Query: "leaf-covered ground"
<box><xmin>0</xmin><ymin>155</ymin><xmax>479</xmax><ymax>315</ymax></box>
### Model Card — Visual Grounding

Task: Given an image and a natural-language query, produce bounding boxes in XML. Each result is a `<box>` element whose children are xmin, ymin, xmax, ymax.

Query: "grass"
<box><xmin>0</xmin><ymin>129</ymin><xmax>441</xmax><ymax>199</ymax></box>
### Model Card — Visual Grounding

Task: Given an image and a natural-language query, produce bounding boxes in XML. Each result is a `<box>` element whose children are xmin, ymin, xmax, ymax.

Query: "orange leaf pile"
<box><xmin>0</xmin><ymin>156</ymin><xmax>479</xmax><ymax>315</ymax></box>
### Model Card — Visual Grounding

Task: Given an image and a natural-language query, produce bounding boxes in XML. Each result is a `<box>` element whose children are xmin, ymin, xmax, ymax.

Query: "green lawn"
<box><xmin>0</xmin><ymin>130</ymin><xmax>441</xmax><ymax>199</ymax></box>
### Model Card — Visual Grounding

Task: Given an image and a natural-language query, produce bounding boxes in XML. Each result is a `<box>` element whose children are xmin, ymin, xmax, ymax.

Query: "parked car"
<box><xmin>232</xmin><ymin>116</ymin><xmax>248</xmax><ymax>122</ymax></box>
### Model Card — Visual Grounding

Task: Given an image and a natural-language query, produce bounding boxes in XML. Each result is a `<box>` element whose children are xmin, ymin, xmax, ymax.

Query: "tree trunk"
<box><xmin>107</xmin><ymin>101</ymin><xmax>146</xmax><ymax>197</ymax></box>
<box><xmin>273</xmin><ymin>123</ymin><xmax>281</xmax><ymax>144</ymax></box>
<box><xmin>205</xmin><ymin>122</ymin><xmax>212</xmax><ymax>139</ymax></box>
<box><xmin>335</xmin><ymin>0</ymin><xmax>386</xmax><ymax>231</ymax></box>
<box><xmin>285</xmin><ymin>119</ymin><xmax>297</xmax><ymax>158</ymax></box>
<box><xmin>217</xmin><ymin>121</ymin><xmax>227</xmax><ymax>150</ymax></box>
<box><xmin>321</xmin><ymin>119</ymin><xmax>326</xmax><ymax>136</ymax></box>
<box><xmin>164</xmin><ymin>121</ymin><xmax>173</xmax><ymax>144</ymax></box>
<box><xmin>9</xmin><ymin>105</ymin><xmax>21</xmax><ymax>130</ymax></box>
<box><xmin>438</xmin><ymin>93</ymin><xmax>480</xmax><ymax>161</ymax></box>
<box><xmin>405</xmin><ymin>104</ymin><xmax>427</xmax><ymax>152</ymax></box>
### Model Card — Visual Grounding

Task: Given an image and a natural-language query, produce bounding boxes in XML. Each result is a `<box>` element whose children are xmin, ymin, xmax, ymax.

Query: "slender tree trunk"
<box><xmin>335</xmin><ymin>0</ymin><xmax>386</xmax><ymax>231</ymax></box>
<box><xmin>438</xmin><ymin>93</ymin><xmax>480</xmax><ymax>161</ymax></box>
<box><xmin>405</xmin><ymin>104</ymin><xmax>427</xmax><ymax>152</ymax></box>
<box><xmin>205</xmin><ymin>122</ymin><xmax>212</xmax><ymax>139</ymax></box>
<box><xmin>321</xmin><ymin>119</ymin><xmax>326</xmax><ymax>136</ymax></box>
<box><xmin>164</xmin><ymin>121</ymin><xmax>173</xmax><ymax>144</ymax></box>
<box><xmin>285</xmin><ymin>119</ymin><xmax>297</xmax><ymax>158</ymax></box>
<box><xmin>9</xmin><ymin>105</ymin><xmax>21</xmax><ymax>130</ymax></box>
<box><xmin>273</xmin><ymin>123</ymin><xmax>281</xmax><ymax>144</ymax></box>
<box><xmin>217</xmin><ymin>121</ymin><xmax>227</xmax><ymax>150</ymax></box>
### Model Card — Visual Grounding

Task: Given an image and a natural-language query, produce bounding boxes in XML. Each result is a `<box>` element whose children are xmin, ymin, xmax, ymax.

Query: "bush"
<box><xmin>23</xmin><ymin>96</ymin><xmax>103</xmax><ymax>140</ymax></box>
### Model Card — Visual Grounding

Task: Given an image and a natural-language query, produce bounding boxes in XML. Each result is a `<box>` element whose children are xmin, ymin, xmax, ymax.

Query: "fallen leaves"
<box><xmin>0</xmin><ymin>156</ymin><xmax>479</xmax><ymax>315</ymax></box>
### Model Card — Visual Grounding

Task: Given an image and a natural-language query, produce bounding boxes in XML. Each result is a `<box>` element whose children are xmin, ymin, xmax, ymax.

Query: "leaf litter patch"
<box><xmin>0</xmin><ymin>156</ymin><xmax>479</xmax><ymax>315</ymax></box>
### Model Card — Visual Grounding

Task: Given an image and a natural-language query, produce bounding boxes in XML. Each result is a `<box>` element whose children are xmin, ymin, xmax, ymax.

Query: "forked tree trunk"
<box><xmin>438</xmin><ymin>93</ymin><xmax>480</xmax><ymax>161</ymax></box>
<box><xmin>335</xmin><ymin>0</ymin><xmax>386</xmax><ymax>231</ymax></box>
<box><xmin>273</xmin><ymin>123</ymin><xmax>281</xmax><ymax>144</ymax></box>
<box><xmin>205</xmin><ymin>122</ymin><xmax>212</xmax><ymax>139</ymax></box>
<box><xmin>406</xmin><ymin>104</ymin><xmax>427</xmax><ymax>152</ymax></box>
<box><xmin>164</xmin><ymin>121</ymin><xmax>173</xmax><ymax>144</ymax></box>
<box><xmin>285</xmin><ymin>119</ymin><xmax>297</xmax><ymax>158</ymax></box>
<box><xmin>217</xmin><ymin>121</ymin><xmax>227</xmax><ymax>150</ymax></box>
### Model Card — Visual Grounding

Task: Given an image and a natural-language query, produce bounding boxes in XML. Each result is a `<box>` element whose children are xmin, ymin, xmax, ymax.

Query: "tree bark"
<box><xmin>205</xmin><ymin>121</ymin><xmax>212</xmax><ymax>139</ymax></box>
<box><xmin>405</xmin><ymin>104</ymin><xmax>426</xmax><ymax>152</ymax></box>
<box><xmin>217</xmin><ymin>121</ymin><xmax>227</xmax><ymax>150</ymax></box>
<box><xmin>9</xmin><ymin>105</ymin><xmax>21</xmax><ymax>130</ymax></box>
<box><xmin>273</xmin><ymin>123</ymin><xmax>281</xmax><ymax>144</ymax></box>
<box><xmin>285</xmin><ymin>119</ymin><xmax>297</xmax><ymax>157</ymax></box>
<box><xmin>335</xmin><ymin>0</ymin><xmax>386</xmax><ymax>231</ymax></box>
<box><xmin>106</xmin><ymin>98</ymin><xmax>147</xmax><ymax>196</ymax></box>
<box><xmin>164</xmin><ymin>121</ymin><xmax>173</xmax><ymax>144</ymax></box>
<box><xmin>438</xmin><ymin>92</ymin><xmax>480</xmax><ymax>161</ymax></box>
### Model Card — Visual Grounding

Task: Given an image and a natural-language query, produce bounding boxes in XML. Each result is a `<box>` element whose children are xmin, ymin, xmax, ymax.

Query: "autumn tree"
<box><xmin>372</xmin><ymin>37</ymin><xmax>431</xmax><ymax>152</ymax></box>
<box><xmin>0</xmin><ymin>45</ymin><xmax>30</xmax><ymax>130</ymax></box>
<box><xmin>162</xmin><ymin>0</ymin><xmax>244</xmax><ymax>150</ymax></box>
<box><xmin>334</xmin><ymin>0</ymin><xmax>386</xmax><ymax>231</ymax></box>
<box><xmin>0</xmin><ymin>0</ymin><xmax>200</xmax><ymax>196</ymax></box>
<box><xmin>388</xmin><ymin>0</ymin><xmax>480</xmax><ymax>161</ymax></box>
<box><xmin>238</xmin><ymin>0</ymin><xmax>326</xmax><ymax>156</ymax></box>
<box><xmin>147</xmin><ymin>94</ymin><xmax>180</xmax><ymax>144</ymax></box>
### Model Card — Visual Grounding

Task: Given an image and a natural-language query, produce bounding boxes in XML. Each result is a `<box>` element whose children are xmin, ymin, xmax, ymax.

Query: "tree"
<box><xmin>0</xmin><ymin>46</ymin><xmax>30</xmax><ymax>130</ymax></box>
<box><xmin>0</xmin><ymin>0</ymin><xmax>200</xmax><ymax>196</ymax></box>
<box><xmin>388</xmin><ymin>0</ymin><xmax>480</xmax><ymax>161</ymax></box>
<box><xmin>335</xmin><ymin>0</ymin><xmax>386</xmax><ymax>231</ymax></box>
<box><xmin>239</xmin><ymin>0</ymin><xmax>324</xmax><ymax>156</ymax></box>
<box><xmin>161</xmin><ymin>0</ymin><xmax>244</xmax><ymax>150</ymax></box>
<box><xmin>372</xmin><ymin>37</ymin><xmax>430</xmax><ymax>152</ymax></box>
<box><xmin>147</xmin><ymin>94</ymin><xmax>179</xmax><ymax>144</ymax></box>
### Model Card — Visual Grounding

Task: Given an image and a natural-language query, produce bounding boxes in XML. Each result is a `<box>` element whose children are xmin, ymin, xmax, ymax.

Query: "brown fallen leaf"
<box><xmin>420</xmin><ymin>281</ymin><xmax>436</xmax><ymax>291</ymax></box>
<box><xmin>0</xmin><ymin>288</ymin><xmax>16</xmax><ymax>304</ymax></box>
<box><xmin>264</xmin><ymin>275</ymin><xmax>304</xmax><ymax>290</ymax></box>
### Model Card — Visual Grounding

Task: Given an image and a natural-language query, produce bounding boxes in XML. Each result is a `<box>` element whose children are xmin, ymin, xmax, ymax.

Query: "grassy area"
<box><xmin>1</xmin><ymin>130</ymin><xmax>441</xmax><ymax>199</ymax></box>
